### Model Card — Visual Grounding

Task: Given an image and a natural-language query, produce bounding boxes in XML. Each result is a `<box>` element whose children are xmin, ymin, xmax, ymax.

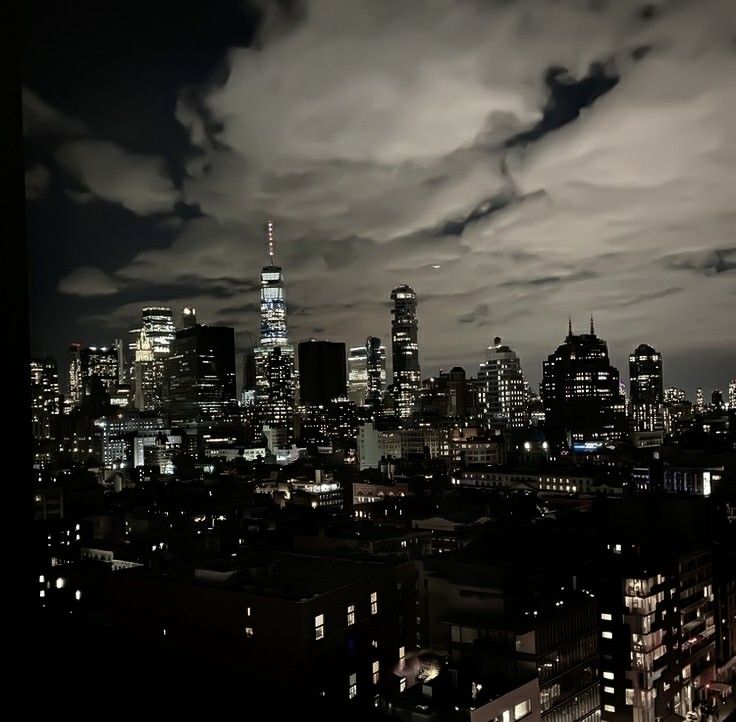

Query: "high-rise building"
<box><xmin>476</xmin><ymin>337</ymin><xmax>528</xmax><ymax>428</ymax></box>
<box><xmin>129</xmin><ymin>307</ymin><xmax>175</xmax><ymax>411</ymax></box>
<box><xmin>541</xmin><ymin>317</ymin><xmax>626</xmax><ymax>449</ymax></box>
<box><xmin>68</xmin><ymin>342</ymin><xmax>82</xmax><ymax>405</ymax></box>
<box><xmin>390</xmin><ymin>285</ymin><xmax>421</xmax><ymax>418</ymax></box>
<box><xmin>729</xmin><ymin>379</ymin><xmax>736</xmax><ymax>410</ymax></box>
<box><xmin>298</xmin><ymin>340</ymin><xmax>347</xmax><ymax>406</ymax></box>
<box><xmin>694</xmin><ymin>387</ymin><xmax>705</xmax><ymax>414</ymax></box>
<box><xmin>348</xmin><ymin>346</ymin><xmax>368</xmax><ymax>405</ymax></box>
<box><xmin>80</xmin><ymin>345</ymin><xmax>119</xmax><ymax>395</ymax></box>
<box><xmin>30</xmin><ymin>357</ymin><xmax>60</xmax><ymax>440</ymax></box>
<box><xmin>181</xmin><ymin>305</ymin><xmax>197</xmax><ymax>329</ymax></box>
<box><xmin>629</xmin><ymin>344</ymin><xmax>664</xmax><ymax>432</ymax></box>
<box><xmin>663</xmin><ymin>387</ymin><xmax>686</xmax><ymax>404</ymax></box>
<box><xmin>366</xmin><ymin>336</ymin><xmax>386</xmax><ymax>408</ymax></box>
<box><xmin>167</xmin><ymin>324</ymin><xmax>237</xmax><ymax>425</ymax></box>
<box><xmin>348</xmin><ymin>337</ymin><xmax>386</xmax><ymax>407</ymax></box>
<box><xmin>254</xmin><ymin>221</ymin><xmax>296</xmax><ymax>434</ymax></box>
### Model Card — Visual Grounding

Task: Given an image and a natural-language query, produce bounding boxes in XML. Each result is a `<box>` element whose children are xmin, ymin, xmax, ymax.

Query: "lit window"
<box><xmin>605</xmin><ymin>705</ymin><xmax>616</xmax><ymax>713</ymax></box>
<box><xmin>39</xmin><ymin>575</ymin><xmax>45</xmax><ymax>584</ymax></box>
<box><xmin>347</xmin><ymin>604</ymin><xmax>355</xmax><ymax>626</ymax></box>
<box><xmin>602</xmin><ymin>631</ymin><xmax>613</xmax><ymax>639</ymax></box>
<box><xmin>75</xmin><ymin>590</ymin><xmax>81</xmax><ymax>601</ymax></box>
<box><xmin>349</xmin><ymin>673</ymin><xmax>357</xmax><ymax>699</ymax></box>
<box><xmin>39</xmin><ymin>590</ymin><xmax>45</xmax><ymax>598</ymax></box>
<box><xmin>603</xmin><ymin>672</ymin><xmax>614</xmax><ymax>680</ymax></box>
<box><xmin>399</xmin><ymin>645</ymin><xmax>405</xmax><ymax>661</ymax></box>
<box><xmin>514</xmin><ymin>699</ymin><xmax>532</xmax><ymax>720</ymax></box>
<box><xmin>399</xmin><ymin>677</ymin><xmax>406</xmax><ymax>692</ymax></box>
<box><xmin>625</xmin><ymin>689</ymin><xmax>634</xmax><ymax>705</ymax></box>
<box><xmin>315</xmin><ymin>613</ymin><xmax>325</xmax><ymax>640</ymax></box>
<box><xmin>604</xmin><ymin>686</ymin><xmax>615</xmax><ymax>694</ymax></box>
<box><xmin>244</xmin><ymin>627</ymin><xmax>254</xmax><ymax>638</ymax></box>
<box><xmin>55</xmin><ymin>578</ymin><xmax>65</xmax><ymax>589</ymax></box>
<box><xmin>371</xmin><ymin>592</ymin><xmax>378</xmax><ymax>615</ymax></box>
<box><xmin>601</xmin><ymin>613</ymin><xmax>612</xmax><ymax>621</ymax></box>
<box><xmin>502</xmin><ymin>710</ymin><xmax>511</xmax><ymax>722</ymax></box>
<box><xmin>372</xmin><ymin>660</ymin><xmax>380</xmax><ymax>684</ymax></box>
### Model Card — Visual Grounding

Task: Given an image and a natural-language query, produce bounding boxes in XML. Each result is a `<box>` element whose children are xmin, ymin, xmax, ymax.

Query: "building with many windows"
<box><xmin>391</xmin><ymin>285</ymin><xmax>421</xmax><ymax>418</ymax></box>
<box><xmin>629</xmin><ymin>344</ymin><xmax>664</xmax><ymax>433</ymax></box>
<box><xmin>541</xmin><ymin>318</ymin><xmax>626</xmax><ymax>450</ymax></box>
<box><xmin>254</xmin><ymin>221</ymin><xmax>296</xmax><ymax>437</ymax></box>
<box><xmin>166</xmin><ymin>324</ymin><xmax>237</xmax><ymax>425</ymax></box>
<box><xmin>476</xmin><ymin>337</ymin><xmax>528</xmax><ymax>429</ymax></box>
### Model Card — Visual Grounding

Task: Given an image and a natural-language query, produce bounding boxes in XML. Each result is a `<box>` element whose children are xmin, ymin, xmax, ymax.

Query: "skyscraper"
<box><xmin>254</xmin><ymin>221</ymin><xmax>296</xmax><ymax>434</ymax></box>
<box><xmin>166</xmin><ymin>323</ymin><xmax>237</xmax><ymax>425</ymax></box>
<box><xmin>30</xmin><ymin>357</ymin><xmax>60</xmax><ymax>440</ymax></box>
<box><xmin>366</xmin><ymin>336</ymin><xmax>386</xmax><ymax>408</ymax></box>
<box><xmin>181</xmin><ymin>305</ymin><xmax>197</xmax><ymax>328</ymax></box>
<box><xmin>629</xmin><ymin>344</ymin><xmax>664</xmax><ymax>432</ymax></box>
<box><xmin>68</xmin><ymin>342</ymin><xmax>82</xmax><ymax>405</ymax></box>
<box><xmin>130</xmin><ymin>307</ymin><xmax>175</xmax><ymax>411</ymax></box>
<box><xmin>390</xmin><ymin>285</ymin><xmax>421</xmax><ymax>418</ymax></box>
<box><xmin>348</xmin><ymin>337</ymin><xmax>386</xmax><ymax>407</ymax></box>
<box><xmin>476</xmin><ymin>337</ymin><xmax>528</xmax><ymax>428</ymax></box>
<box><xmin>541</xmin><ymin>317</ymin><xmax>626</xmax><ymax>449</ymax></box>
<box><xmin>80</xmin><ymin>345</ymin><xmax>119</xmax><ymax>395</ymax></box>
<box><xmin>298</xmin><ymin>340</ymin><xmax>347</xmax><ymax>406</ymax></box>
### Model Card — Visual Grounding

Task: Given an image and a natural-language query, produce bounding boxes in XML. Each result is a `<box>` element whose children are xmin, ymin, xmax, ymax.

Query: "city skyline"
<box><xmin>24</xmin><ymin>0</ymin><xmax>735</xmax><ymax>399</ymax></box>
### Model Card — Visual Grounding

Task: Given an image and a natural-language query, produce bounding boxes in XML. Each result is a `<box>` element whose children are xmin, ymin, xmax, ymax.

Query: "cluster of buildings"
<box><xmin>30</xmin><ymin>222</ymin><xmax>735</xmax><ymax>717</ymax></box>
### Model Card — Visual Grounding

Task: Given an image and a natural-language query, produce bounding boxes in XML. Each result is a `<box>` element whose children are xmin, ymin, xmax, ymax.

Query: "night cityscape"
<box><xmin>24</xmin><ymin>0</ymin><xmax>734</xmax><ymax>718</ymax></box>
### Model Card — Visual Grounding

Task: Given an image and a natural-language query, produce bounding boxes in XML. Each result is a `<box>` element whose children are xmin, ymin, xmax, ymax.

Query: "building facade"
<box><xmin>391</xmin><ymin>285</ymin><xmax>421</xmax><ymax>418</ymax></box>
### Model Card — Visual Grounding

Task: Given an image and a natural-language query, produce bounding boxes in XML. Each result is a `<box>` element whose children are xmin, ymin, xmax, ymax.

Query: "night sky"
<box><xmin>24</xmin><ymin>0</ymin><xmax>735</xmax><ymax>396</ymax></box>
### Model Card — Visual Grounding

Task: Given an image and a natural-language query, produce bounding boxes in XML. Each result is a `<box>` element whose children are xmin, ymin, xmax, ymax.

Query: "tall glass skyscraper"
<box><xmin>390</xmin><ymin>285</ymin><xmax>421</xmax><ymax>418</ymax></box>
<box><xmin>476</xmin><ymin>337</ymin><xmax>528</xmax><ymax>428</ymax></box>
<box><xmin>130</xmin><ymin>307</ymin><xmax>176</xmax><ymax>411</ymax></box>
<box><xmin>629</xmin><ymin>343</ymin><xmax>664</xmax><ymax>432</ymax></box>
<box><xmin>254</xmin><ymin>221</ymin><xmax>295</xmax><ymax>435</ymax></box>
<box><xmin>348</xmin><ymin>337</ymin><xmax>386</xmax><ymax>407</ymax></box>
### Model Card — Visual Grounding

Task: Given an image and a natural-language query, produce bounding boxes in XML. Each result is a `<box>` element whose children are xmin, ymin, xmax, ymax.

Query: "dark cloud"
<box><xmin>664</xmin><ymin>248</ymin><xmax>736</xmax><ymax>276</ymax></box>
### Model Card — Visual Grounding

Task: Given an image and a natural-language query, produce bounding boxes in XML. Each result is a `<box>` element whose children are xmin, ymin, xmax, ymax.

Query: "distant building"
<box><xmin>358</xmin><ymin>422</ymin><xmax>448</xmax><ymax>469</ymax></box>
<box><xmin>30</xmin><ymin>357</ymin><xmax>60</xmax><ymax>440</ymax></box>
<box><xmin>541</xmin><ymin>318</ymin><xmax>626</xmax><ymax>449</ymax></box>
<box><xmin>629</xmin><ymin>344</ymin><xmax>664</xmax><ymax>432</ymax></box>
<box><xmin>391</xmin><ymin>285</ymin><xmax>421</xmax><ymax>418</ymax></box>
<box><xmin>167</xmin><ymin>324</ymin><xmax>237</xmax><ymax>425</ymax></box>
<box><xmin>254</xmin><ymin>222</ymin><xmax>296</xmax><ymax>436</ymax></box>
<box><xmin>476</xmin><ymin>337</ymin><xmax>528</xmax><ymax>428</ymax></box>
<box><xmin>298</xmin><ymin>340</ymin><xmax>347</xmax><ymax>406</ymax></box>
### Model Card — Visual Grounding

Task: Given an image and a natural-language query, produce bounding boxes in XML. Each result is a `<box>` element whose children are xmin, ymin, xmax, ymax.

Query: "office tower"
<box><xmin>254</xmin><ymin>221</ymin><xmax>295</xmax><ymax>433</ymax></box>
<box><xmin>79</xmin><ymin>345</ymin><xmax>119</xmax><ymax>394</ymax></box>
<box><xmin>129</xmin><ymin>307</ymin><xmax>175</xmax><ymax>412</ymax></box>
<box><xmin>476</xmin><ymin>337</ymin><xmax>528</xmax><ymax>428</ymax></box>
<box><xmin>347</xmin><ymin>346</ymin><xmax>368</xmax><ymax>405</ymax></box>
<box><xmin>366</xmin><ymin>336</ymin><xmax>386</xmax><ymax>407</ymax></box>
<box><xmin>167</xmin><ymin>324</ymin><xmax>237</xmax><ymax>425</ymax></box>
<box><xmin>181</xmin><ymin>305</ymin><xmax>197</xmax><ymax>329</ymax></box>
<box><xmin>710</xmin><ymin>389</ymin><xmax>724</xmax><ymax>411</ymax></box>
<box><xmin>629</xmin><ymin>344</ymin><xmax>664</xmax><ymax>432</ymax></box>
<box><xmin>729</xmin><ymin>379</ymin><xmax>736</xmax><ymax>410</ymax></box>
<box><xmin>541</xmin><ymin>317</ymin><xmax>626</xmax><ymax>449</ymax></box>
<box><xmin>391</xmin><ymin>285</ymin><xmax>421</xmax><ymax>418</ymax></box>
<box><xmin>68</xmin><ymin>342</ymin><xmax>82</xmax><ymax>405</ymax></box>
<box><xmin>298</xmin><ymin>340</ymin><xmax>347</xmax><ymax>406</ymax></box>
<box><xmin>420</xmin><ymin>367</ymin><xmax>472</xmax><ymax>419</ymax></box>
<box><xmin>694</xmin><ymin>387</ymin><xmax>705</xmax><ymax>414</ymax></box>
<box><xmin>30</xmin><ymin>357</ymin><xmax>60</xmax><ymax>440</ymax></box>
<box><xmin>241</xmin><ymin>348</ymin><xmax>257</xmax><ymax>406</ymax></box>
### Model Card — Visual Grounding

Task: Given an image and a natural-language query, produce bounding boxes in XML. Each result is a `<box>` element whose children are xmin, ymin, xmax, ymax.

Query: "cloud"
<box><xmin>58</xmin><ymin>266</ymin><xmax>120</xmax><ymax>296</ymax></box>
<box><xmin>22</xmin><ymin>88</ymin><xmax>88</xmax><ymax>136</ymax></box>
<box><xmin>64</xmin><ymin>0</ymin><xmax>736</xmax><ymax>390</ymax></box>
<box><xmin>55</xmin><ymin>140</ymin><xmax>180</xmax><ymax>215</ymax></box>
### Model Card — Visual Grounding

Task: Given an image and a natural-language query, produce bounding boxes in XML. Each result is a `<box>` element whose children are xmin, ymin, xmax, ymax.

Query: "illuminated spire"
<box><xmin>568</xmin><ymin>316</ymin><xmax>573</xmax><ymax>337</ymax></box>
<box><xmin>590</xmin><ymin>314</ymin><xmax>595</xmax><ymax>335</ymax></box>
<box><xmin>266</xmin><ymin>219</ymin><xmax>275</xmax><ymax>264</ymax></box>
